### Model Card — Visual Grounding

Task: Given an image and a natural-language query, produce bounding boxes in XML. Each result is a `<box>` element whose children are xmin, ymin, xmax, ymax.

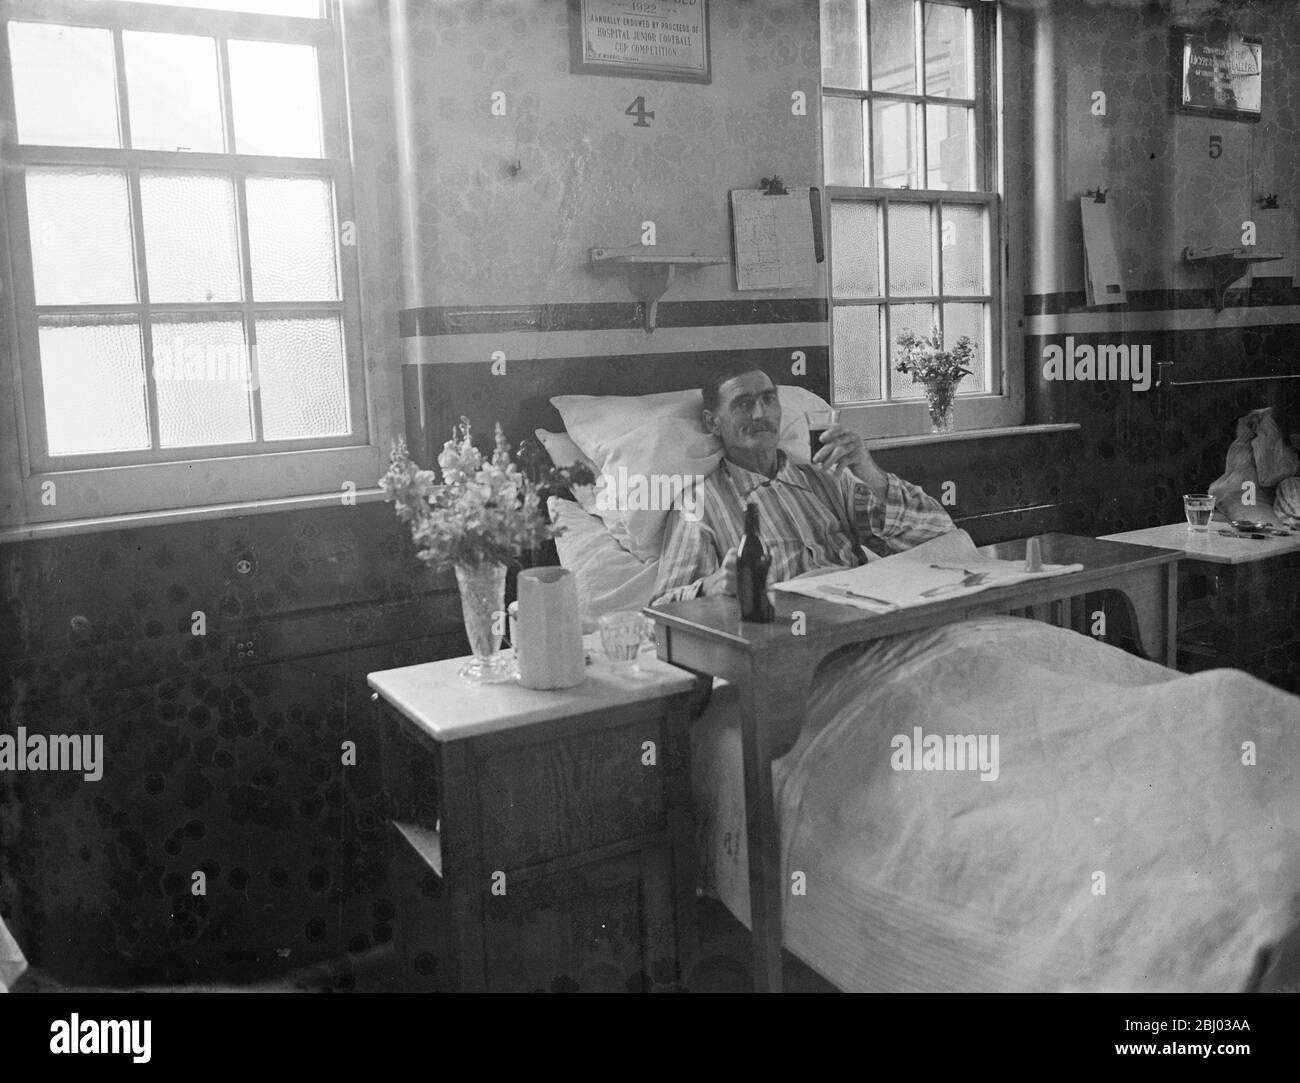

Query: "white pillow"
<box><xmin>549</xmin><ymin>497</ymin><xmax>660</xmax><ymax>628</ymax></box>
<box><xmin>552</xmin><ymin>385</ymin><xmax>833</xmax><ymax>561</ymax></box>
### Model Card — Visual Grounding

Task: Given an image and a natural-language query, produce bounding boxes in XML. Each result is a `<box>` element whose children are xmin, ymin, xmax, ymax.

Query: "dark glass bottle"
<box><xmin>737</xmin><ymin>501</ymin><xmax>774</xmax><ymax>623</ymax></box>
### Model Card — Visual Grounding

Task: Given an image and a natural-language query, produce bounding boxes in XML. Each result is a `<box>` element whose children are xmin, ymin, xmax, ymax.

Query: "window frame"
<box><xmin>0</xmin><ymin>0</ymin><xmax>389</xmax><ymax>527</ymax></box>
<box><xmin>821</xmin><ymin>0</ymin><xmax>1019</xmax><ymax>436</ymax></box>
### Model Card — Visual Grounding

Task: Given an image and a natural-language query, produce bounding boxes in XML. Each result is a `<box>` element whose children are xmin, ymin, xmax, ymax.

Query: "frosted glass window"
<box><xmin>141</xmin><ymin>172</ymin><xmax>243</xmax><ymax>303</ymax></box>
<box><xmin>887</xmin><ymin>203</ymin><xmax>932</xmax><ymax>296</ymax></box>
<box><xmin>8</xmin><ymin>23</ymin><xmax>120</xmax><ymax>148</ymax></box>
<box><xmin>831</xmin><ymin>201</ymin><xmax>880</xmax><ymax>298</ymax></box>
<box><xmin>887</xmin><ymin>303</ymin><xmax>937</xmax><ymax>399</ymax></box>
<box><xmin>152</xmin><ymin>317</ymin><xmax>254</xmax><ymax>447</ymax></box>
<box><xmin>832</xmin><ymin>306</ymin><xmax>882</xmax><ymax>403</ymax></box>
<box><xmin>940</xmin><ymin>204</ymin><xmax>985</xmax><ymax>294</ymax></box>
<box><xmin>124</xmin><ymin>32</ymin><xmax>224</xmax><ymax>153</ymax></box>
<box><xmin>246</xmin><ymin>176</ymin><xmax>338</xmax><ymax>300</ymax></box>
<box><xmin>39</xmin><ymin>317</ymin><xmax>149</xmax><ymax>455</ymax></box>
<box><xmin>229</xmin><ymin>40</ymin><xmax>323</xmax><ymax>157</ymax></box>
<box><xmin>942</xmin><ymin>303</ymin><xmax>987</xmax><ymax>393</ymax></box>
<box><xmin>27</xmin><ymin>169</ymin><xmax>137</xmax><ymax>305</ymax></box>
<box><xmin>256</xmin><ymin>317</ymin><xmax>349</xmax><ymax>440</ymax></box>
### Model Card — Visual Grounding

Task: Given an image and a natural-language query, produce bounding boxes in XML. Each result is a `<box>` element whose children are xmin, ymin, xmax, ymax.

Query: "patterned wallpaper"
<box><xmin>407</xmin><ymin>0</ymin><xmax>824</xmax><ymax>307</ymax></box>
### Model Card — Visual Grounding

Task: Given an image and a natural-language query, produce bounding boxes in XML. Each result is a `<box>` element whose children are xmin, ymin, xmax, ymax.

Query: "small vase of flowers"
<box><xmin>380</xmin><ymin>419</ymin><xmax>591</xmax><ymax>684</ymax></box>
<box><xmin>895</xmin><ymin>326</ymin><xmax>976</xmax><ymax>434</ymax></box>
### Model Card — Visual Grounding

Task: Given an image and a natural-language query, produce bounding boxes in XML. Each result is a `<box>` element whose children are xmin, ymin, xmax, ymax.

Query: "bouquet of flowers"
<box><xmin>894</xmin><ymin>326</ymin><xmax>976</xmax><ymax>385</ymax></box>
<box><xmin>380</xmin><ymin>418</ymin><xmax>592</xmax><ymax>570</ymax></box>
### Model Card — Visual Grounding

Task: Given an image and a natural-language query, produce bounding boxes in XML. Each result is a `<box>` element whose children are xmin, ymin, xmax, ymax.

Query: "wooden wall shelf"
<box><xmin>1183</xmin><ymin>246</ymin><xmax>1283</xmax><ymax>311</ymax></box>
<box><xmin>588</xmin><ymin>246</ymin><xmax>728</xmax><ymax>332</ymax></box>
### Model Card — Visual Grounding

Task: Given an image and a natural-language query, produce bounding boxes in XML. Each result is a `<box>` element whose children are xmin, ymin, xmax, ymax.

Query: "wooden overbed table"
<box><xmin>644</xmin><ymin>533</ymin><xmax>1181</xmax><ymax>993</ymax></box>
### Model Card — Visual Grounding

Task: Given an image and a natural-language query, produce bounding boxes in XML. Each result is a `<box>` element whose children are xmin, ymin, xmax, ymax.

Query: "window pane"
<box><xmin>926</xmin><ymin>104</ymin><xmax>972</xmax><ymax>190</ymax></box>
<box><xmin>887</xmin><ymin>302</ymin><xmax>935</xmax><ymax>399</ymax></box>
<box><xmin>924</xmin><ymin>2</ymin><xmax>970</xmax><ymax>97</ymax></box>
<box><xmin>821</xmin><ymin>0</ymin><xmax>863</xmax><ymax>88</ymax></box>
<box><xmin>118</xmin><ymin>0</ymin><xmax>321</xmax><ymax>15</ymax></box>
<box><xmin>9</xmin><ymin>23</ymin><xmax>119</xmax><ymax>148</ymax></box>
<box><xmin>821</xmin><ymin>97</ymin><xmax>864</xmax><ymax>186</ymax></box>
<box><xmin>942</xmin><ymin>302</ymin><xmax>988</xmax><ymax>394</ymax></box>
<box><xmin>886</xmin><ymin>202</ymin><xmax>932</xmax><ymax>295</ymax></box>
<box><xmin>256</xmin><ymin>317</ymin><xmax>348</xmax><ymax>440</ymax></box>
<box><xmin>870</xmin><ymin>0</ymin><xmax>915</xmax><ymax>92</ymax></box>
<box><xmin>833</xmin><ymin>305</ymin><xmax>882</xmax><ymax>402</ymax></box>
<box><xmin>871</xmin><ymin>100</ymin><xmax>916</xmax><ymax>188</ymax></box>
<box><xmin>124</xmin><ymin>32</ymin><xmax>224</xmax><ymax>153</ymax></box>
<box><xmin>27</xmin><ymin>169</ymin><xmax>137</xmax><ymax>305</ymax></box>
<box><xmin>940</xmin><ymin>203</ymin><xmax>985</xmax><ymax>294</ymax></box>
<box><xmin>831</xmin><ymin>201</ymin><xmax>880</xmax><ymax>298</ymax></box>
<box><xmin>229</xmin><ymin>40</ymin><xmax>323</xmax><ymax>157</ymax></box>
<box><xmin>246</xmin><ymin>176</ymin><xmax>338</xmax><ymax>300</ymax></box>
<box><xmin>39</xmin><ymin>316</ymin><xmax>148</xmax><ymax>455</ymax></box>
<box><xmin>141</xmin><ymin>172</ymin><xmax>242</xmax><ymax>303</ymax></box>
<box><xmin>152</xmin><ymin>317</ymin><xmax>254</xmax><ymax>447</ymax></box>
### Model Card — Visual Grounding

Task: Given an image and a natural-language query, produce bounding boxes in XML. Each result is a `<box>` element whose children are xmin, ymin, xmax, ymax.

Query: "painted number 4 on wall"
<box><xmin>626</xmin><ymin>96</ymin><xmax>654</xmax><ymax>127</ymax></box>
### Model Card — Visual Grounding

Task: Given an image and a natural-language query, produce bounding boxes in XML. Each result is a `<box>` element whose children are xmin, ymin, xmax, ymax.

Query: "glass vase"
<box><xmin>453</xmin><ymin>562</ymin><xmax>516</xmax><ymax>684</ymax></box>
<box><xmin>921</xmin><ymin>380</ymin><xmax>957</xmax><ymax>434</ymax></box>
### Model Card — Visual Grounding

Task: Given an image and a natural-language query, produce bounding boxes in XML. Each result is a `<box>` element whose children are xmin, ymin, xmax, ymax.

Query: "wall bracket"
<box><xmin>588</xmin><ymin>247</ymin><xmax>728</xmax><ymax>332</ymax></box>
<box><xmin>1183</xmin><ymin>245</ymin><xmax>1282</xmax><ymax>312</ymax></box>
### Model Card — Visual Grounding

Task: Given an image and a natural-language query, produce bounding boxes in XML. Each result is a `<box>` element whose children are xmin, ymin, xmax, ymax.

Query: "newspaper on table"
<box><xmin>772</xmin><ymin>530</ymin><xmax>1084</xmax><ymax>613</ymax></box>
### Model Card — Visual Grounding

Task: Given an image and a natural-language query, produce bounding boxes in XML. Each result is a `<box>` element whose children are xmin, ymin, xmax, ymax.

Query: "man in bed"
<box><xmin>652</xmin><ymin>361</ymin><xmax>955</xmax><ymax>604</ymax></box>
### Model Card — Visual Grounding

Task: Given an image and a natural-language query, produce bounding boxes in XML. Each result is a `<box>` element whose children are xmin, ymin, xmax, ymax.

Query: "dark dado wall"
<box><xmin>0</xmin><ymin>502</ymin><xmax>460</xmax><ymax>986</ymax></box>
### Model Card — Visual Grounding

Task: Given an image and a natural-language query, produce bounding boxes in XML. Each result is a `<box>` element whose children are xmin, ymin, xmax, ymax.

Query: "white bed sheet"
<box><xmin>692</xmin><ymin>615</ymin><xmax>1300</xmax><ymax>992</ymax></box>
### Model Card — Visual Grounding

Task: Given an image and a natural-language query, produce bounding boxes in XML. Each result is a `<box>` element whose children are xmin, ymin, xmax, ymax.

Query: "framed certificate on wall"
<box><xmin>1174</xmin><ymin>25</ymin><xmax>1262</xmax><ymax>121</ymax></box>
<box><xmin>569</xmin><ymin>0</ymin><xmax>711</xmax><ymax>84</ymax></box>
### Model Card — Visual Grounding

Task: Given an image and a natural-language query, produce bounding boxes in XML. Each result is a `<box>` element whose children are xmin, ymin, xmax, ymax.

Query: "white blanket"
<box><xmin>694</xmin><ymin>616</ymin><xmax>1300</xmax><ymax>991</ymax></box>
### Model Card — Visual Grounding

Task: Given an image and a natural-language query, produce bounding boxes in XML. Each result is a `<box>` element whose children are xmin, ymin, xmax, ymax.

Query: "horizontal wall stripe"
<box><xmin>1025</xmin><ymin>307</ymin><xmax>1300</xmax><ymax>336</ymax></box>
<box><xmin>398</xmin><ymin>298</ymin><xmax>828</xmax><ymax>338</ymax></box>
<box><xmin>400</xmin><ymin>322</ymin><xmax>829</xmax><ymax>364</ymax></box>
<box><xmin>1025</xmin><ymin>284</ymin><xmax>1300</xmax><ymax>317</ymax></box>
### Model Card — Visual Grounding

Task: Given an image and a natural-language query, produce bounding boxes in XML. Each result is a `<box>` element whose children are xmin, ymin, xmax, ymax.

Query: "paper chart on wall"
<box><xmin>1080</xmin><ymin>197</ymin><xmax>1127</xmax><ymax>306</ymax></box>
<box><xmin>730</xmin><ymin>188</ymin><xmax>817</xmax><ymax>291</ymax></box>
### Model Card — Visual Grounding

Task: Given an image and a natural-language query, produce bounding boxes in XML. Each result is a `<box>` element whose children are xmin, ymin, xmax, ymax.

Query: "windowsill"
<box><xmin>0</xmin><ymin>488</ymin><xmax>390</xmax><ymax>545</ymax></box>
<box><xmin>864</xmin><ymin>422</ymin><xmax>1080</xmax><ymax>451</ymax></box>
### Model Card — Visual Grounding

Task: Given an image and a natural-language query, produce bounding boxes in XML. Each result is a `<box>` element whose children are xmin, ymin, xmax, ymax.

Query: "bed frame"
<box><xmin>646</xmin><ymin>534</ymin><xmax>1182</xmax><ymax>993</ymax></box>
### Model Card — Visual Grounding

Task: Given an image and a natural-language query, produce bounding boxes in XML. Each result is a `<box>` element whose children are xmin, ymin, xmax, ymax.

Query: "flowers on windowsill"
<box><xmin>896</xmin><ymin>327</ymin><xmax>976</xmax><ymax>435</ymax></box>
<box><xmin>380</xmin><ymin>417</ymin><xmax>593</xmax><ymax>571</ymax></box>
<box><xmin>894</xmin><ymin>326</ymin><xmax>976</xmax><ymax>386</ymax></box>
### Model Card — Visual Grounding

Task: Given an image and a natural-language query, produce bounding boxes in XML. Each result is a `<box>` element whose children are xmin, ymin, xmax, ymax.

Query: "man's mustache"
<box><xmin>742</xmin><ymin>422</ymin><xmax>778</xmax><ymax>433</ymax></box>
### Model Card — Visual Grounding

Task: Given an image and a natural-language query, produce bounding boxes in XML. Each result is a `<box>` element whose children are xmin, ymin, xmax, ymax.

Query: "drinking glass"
<box><xmin>1183</xmin><ymin>493</ymin><xmax>1215</xmax><ymax>532</ymax></box>
<box><xmin>805</xmin><ymin>408</ymin><xmax>841</xmax><ymax>464</ymax></box>
<box><xmin>598</xmin><ymin>611</ymin><xmax>653</xmax><ymax>677</ymax></box>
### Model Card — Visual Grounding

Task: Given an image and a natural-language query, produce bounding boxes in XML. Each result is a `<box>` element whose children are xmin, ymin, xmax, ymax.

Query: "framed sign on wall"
<box><xmin>1173</xmin><ymin>25</ymin><xmax>1262</xmax><ymax>121</ymax></box>
<box><xmin>569</xmin><ymin>0</ymin><xmax>711</xmax><ymax>84</ymax></box>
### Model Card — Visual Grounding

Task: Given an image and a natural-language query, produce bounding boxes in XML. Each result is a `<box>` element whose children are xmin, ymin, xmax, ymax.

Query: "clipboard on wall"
<box><xmin>729</xmin><ymin>186</ymin><xmax>824</xmax><ymax>291</ymax></box>
<box><xmin>1079</xmin><ymin>196</ymin><xmax>1127</xmax><ymax>306</ymax></box>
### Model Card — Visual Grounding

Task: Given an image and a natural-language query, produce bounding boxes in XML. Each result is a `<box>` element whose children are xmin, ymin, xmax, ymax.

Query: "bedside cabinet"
<box><xmin>370</xmin><ymin>645</ymin><xmax>708</xmax><ymax>992</ymax></box>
